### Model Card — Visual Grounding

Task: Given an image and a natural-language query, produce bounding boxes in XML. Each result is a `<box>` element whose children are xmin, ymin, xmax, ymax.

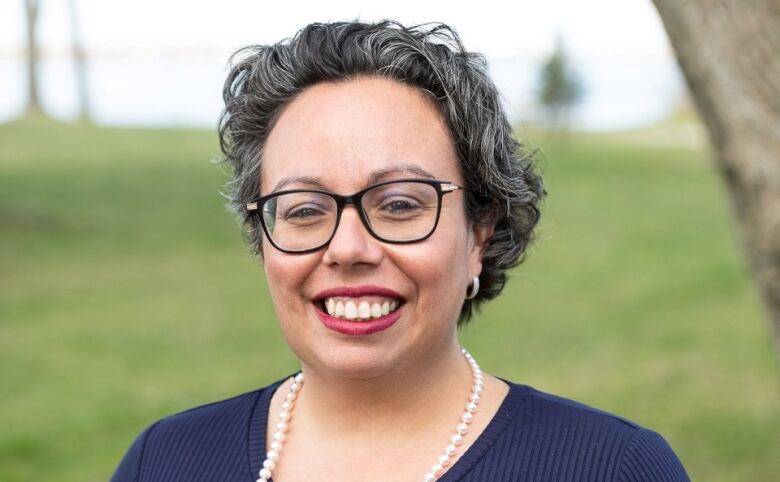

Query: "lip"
<box><xmin>313</xmin><ymin>285</ymin><xmax>404</xmax><ymax>300</ymax></box>
<box><xmin>312</xmin><ymin>285</ymin><xmax>404</xmax><ymax>336</ymax></box>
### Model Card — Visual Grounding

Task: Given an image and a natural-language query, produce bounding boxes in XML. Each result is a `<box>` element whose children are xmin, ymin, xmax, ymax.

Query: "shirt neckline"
<box><xmin>247</xmin><ymin>374</ymin><xmax>528</xmax><ymax>481</ymax></box>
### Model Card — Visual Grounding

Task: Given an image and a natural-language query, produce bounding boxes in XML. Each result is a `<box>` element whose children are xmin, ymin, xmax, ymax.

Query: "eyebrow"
<box><xmin>368</xmin><ymin>165</ymin><xmax>437</xmax><ymax>184</ymax></box>
<box><xmin>270</xmin><ymin>175</ymin><xmax>326</xmax><ymax>193</ymax></box>
<box><xmin>269</xmin><ymin>164</ymin><xmax>438</xmax><ymax>194</ymax></box>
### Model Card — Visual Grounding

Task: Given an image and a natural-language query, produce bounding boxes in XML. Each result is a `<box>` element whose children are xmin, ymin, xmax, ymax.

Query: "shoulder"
<box><xmin>110</xmin><ymin>379</ymin><xmax>283</xmax><ymax>482</ymax></box>
<box><xmin>494</xmin><ymin>381</ymin><xmax>689</xmax><ymax>481</ymax></box>
<box><xmin>522</xmin><ymin>383</ymin><xmax>642</xmax><ymax>430</ymax></box>
<box><xmin>142</xmin><ymin>387</ymin><xmax>263</xmax><ymax>447</ymax></box>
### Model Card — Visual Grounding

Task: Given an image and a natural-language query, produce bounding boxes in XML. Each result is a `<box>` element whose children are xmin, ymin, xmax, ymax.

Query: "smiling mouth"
<box><xmin>316</xmin><ymin>296</ymin><xmax>404</xmax><ymax>321</ymax></box>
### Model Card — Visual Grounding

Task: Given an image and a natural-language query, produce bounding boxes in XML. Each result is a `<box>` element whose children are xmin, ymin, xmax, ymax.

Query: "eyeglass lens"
<box><xmin>261</xmin><ymin>181</ymin><xmax>441</xmax><ymax>252</ymax></box>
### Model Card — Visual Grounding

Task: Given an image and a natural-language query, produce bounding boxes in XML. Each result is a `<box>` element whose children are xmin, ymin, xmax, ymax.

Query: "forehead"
<box><xmin>260</xmin><ymin>76</ymin><xmax>461</xmax><ymax>194</ymax></box>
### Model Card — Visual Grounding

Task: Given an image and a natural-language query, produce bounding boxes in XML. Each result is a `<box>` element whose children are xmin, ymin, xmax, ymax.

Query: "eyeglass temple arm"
<box><xmin>246</xmin><ymin>202</ymin><xmax>258</xmax><ymax>211</ymax></box>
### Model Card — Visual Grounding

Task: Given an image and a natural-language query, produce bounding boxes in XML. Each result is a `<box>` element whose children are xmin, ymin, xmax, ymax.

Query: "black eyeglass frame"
<box><xmin>245</xmin><ymin>178</ymin><xmax>464</xmax><ymax>254</ymax></box>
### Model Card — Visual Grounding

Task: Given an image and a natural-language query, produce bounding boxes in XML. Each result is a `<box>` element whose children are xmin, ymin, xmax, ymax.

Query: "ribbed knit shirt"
<box><xmin>110</xmin><ymin>376</ymin><xmax>689</xmax><ymax>481</ymax></box>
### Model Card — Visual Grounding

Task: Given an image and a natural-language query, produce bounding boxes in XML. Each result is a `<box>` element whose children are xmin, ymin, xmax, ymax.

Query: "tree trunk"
<box><xmin>67</xmin><ymin>0</ymin><xmax>91</xmax><ymax>122</ymax></box>
<box><xmin>651</xmin><ymin>0</ymin><xmax>780</xmax><ymax>363</ymax></box>
<box><xmin>24</xmin><ymin>0</ymin><xmax>43</xmax><ymax>116</ymax></box>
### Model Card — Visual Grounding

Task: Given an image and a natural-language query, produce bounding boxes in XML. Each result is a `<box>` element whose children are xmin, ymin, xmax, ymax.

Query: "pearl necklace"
<box><xmin>256</xmin><ymin>347</ymin><xmax>484</xmax><ymax>482</ymax></box>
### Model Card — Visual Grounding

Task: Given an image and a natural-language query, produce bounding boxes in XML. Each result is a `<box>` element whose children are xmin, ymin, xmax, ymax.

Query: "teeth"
<box><xmin>345</xmin><ymin>301</ymin><xmax>358</xmax><ymax>319</ymax></box>
<box><xmin>358</xmin><ymin>301</ymin><xmax>370</xmax><ymax>318</ymax></box>
<box><xmin>322</xmin><ymin>296</ymin><xmax>401</xmax><ymax>321</ymax></box>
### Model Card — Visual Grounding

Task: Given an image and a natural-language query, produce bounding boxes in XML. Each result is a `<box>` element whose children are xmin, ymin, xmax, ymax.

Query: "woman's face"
<box><xmin>260</xmin><ymin>76</ymin><xmax>492</xmax><ymax>379</ymax></box>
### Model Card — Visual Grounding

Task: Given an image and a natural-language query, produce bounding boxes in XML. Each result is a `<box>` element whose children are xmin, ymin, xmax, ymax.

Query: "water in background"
<box><xmin>0</xmin><ymin>55</ymin><xmax>684</xmax><ymax>130</ymax></box>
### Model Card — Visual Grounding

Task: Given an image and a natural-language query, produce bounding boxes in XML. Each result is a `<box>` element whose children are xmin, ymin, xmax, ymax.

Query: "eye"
<box><xmin>382</xmin><ymin>199</ymin><xmax>420</xmax><ymax>213</ymax></box>
<box><xmin>377</xmin><ymin>198</ymin><xmax>426</xmax><ymax>219</ymax></box>
<box><xmin>285</xmin><ymin>206</ymin><xmax>326</xmax><ymax>219</ymax></box>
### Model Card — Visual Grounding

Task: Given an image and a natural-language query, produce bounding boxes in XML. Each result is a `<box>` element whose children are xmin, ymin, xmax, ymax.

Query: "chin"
<box><xmin>295</xmin><ymin>341</ymin><xmax>406</xmax><ymax>381</ymax></box>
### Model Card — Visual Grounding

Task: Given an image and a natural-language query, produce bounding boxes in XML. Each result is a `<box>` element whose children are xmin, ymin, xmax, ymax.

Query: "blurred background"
<box><xmin>1</xmin><ymin>0</ymin><xmax>778</xmax><ymax>481</ymax></box>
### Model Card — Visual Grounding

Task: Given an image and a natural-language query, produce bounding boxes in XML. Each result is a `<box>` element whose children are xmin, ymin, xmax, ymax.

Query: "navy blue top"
<box><xmin>111</xmin><ymin>376</ymin><xmax>689</xmax><ymax>481</ymax></box>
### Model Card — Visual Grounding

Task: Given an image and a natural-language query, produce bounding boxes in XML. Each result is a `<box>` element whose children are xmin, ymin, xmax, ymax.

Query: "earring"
<box><xmin>465</xmin><ymin>275</ymin><xmax>480</xmax><ymax>300</ymax></box>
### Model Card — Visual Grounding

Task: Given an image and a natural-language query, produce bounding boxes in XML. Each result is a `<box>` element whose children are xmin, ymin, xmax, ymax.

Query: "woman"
<box><xmin>111</xmin><ymin>20</ymin><xmax>689</xmax><ymax>481</ymax></box>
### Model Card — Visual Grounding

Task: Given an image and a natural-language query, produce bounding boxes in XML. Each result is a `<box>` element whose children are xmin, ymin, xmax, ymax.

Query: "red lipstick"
<box><xmin>313</xmin><ymin>285</ymin><xmax>404</xmax><ymax>336</ymax></box>
<box><xmin>313</xmin><ymin>285</ymin><xmax>403</xmax><ymax>300</ymax></box>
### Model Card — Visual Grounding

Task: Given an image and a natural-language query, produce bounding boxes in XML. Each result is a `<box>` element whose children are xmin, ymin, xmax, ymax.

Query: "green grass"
<box><xmin>1</xmin><ymin>118</ymin><xmax>778</xmax><ymax>481</ymax></box>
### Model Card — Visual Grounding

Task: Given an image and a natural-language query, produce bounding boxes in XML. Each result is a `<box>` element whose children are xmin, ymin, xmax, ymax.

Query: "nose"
<box><xmin>321</xmin><ymin>205</ymin><xmax>383</xmax><ymax>267</ymax></box>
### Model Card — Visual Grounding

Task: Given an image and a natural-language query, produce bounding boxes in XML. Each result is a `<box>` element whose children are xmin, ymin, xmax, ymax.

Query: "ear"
<box><xmin>467</xmin><ymin>205</ymin><xmax>497</xmax><ymax>277</ymax></box>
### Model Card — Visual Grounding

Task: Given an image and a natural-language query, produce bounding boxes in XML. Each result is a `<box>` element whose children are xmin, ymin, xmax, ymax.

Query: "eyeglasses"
<box><xmin>246</xmin><ymin>179</ymin><xmax>464</xmax><ymax>254</ymax></box>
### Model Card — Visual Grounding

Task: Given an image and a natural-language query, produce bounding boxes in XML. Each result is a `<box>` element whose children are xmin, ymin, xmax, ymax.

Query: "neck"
<box><xmin>294</xmin><ymin>340</ymin><xmax>473</xmax><ymax>438</ymax></box>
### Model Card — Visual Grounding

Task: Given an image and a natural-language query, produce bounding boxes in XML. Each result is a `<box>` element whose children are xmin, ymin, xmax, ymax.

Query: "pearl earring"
<box><xmin>465</xmin><ymin>276</ymin><xmax>480</xmax><ymax>300</ymax></box>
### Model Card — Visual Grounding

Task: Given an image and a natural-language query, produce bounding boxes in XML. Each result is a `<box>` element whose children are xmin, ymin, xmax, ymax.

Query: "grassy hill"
<box><xmin>1</xmin><ymin>118</ymin><xmax>777</xmax><ymax>481</ymax></box>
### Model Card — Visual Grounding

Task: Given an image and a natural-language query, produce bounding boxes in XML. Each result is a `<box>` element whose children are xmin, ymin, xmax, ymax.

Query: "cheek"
<box><xmin>391</xmin><ymin>224</ymin><xmax>471</xmax><ymax>314</ymax></box>
<box><xmin>262</xmin><ymin>250</ymin><xmax>322</xmax><ymax>363</ymax></box>
<box><xmin>262</xmin><ymin>249</ymin><xmax>316</xmax><ymax>316</ymax></box>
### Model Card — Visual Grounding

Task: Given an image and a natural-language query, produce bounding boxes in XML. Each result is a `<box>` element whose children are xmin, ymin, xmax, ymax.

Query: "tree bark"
<box><xmin>67</xmin><ymin>0</ymin><xmax>91</xmax><ymax>122</ymax></box>
<box><xmin>651</xmin><ymin>0</ymin><xmax>780</xmax><ymax>363</ymax></box>
<box><xmin>24</xmin><ymin>0</ymin><xmax>42</xmax><ymax>116</ymax></box>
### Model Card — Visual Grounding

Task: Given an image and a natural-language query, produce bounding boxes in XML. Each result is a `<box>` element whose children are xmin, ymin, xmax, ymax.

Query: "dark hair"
<box><xmin>218</xmin><ymin>20</ymin><xmax>546</xmax><ymax>325</ymax></box>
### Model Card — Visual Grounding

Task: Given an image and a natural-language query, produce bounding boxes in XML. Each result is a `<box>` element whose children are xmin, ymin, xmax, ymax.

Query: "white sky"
<box><xmin>0</xmin><ymin>0</ymin><xmax>682</xmax><ymax>129</ymax></box>
<box><xmin>1</xmin><ymin>0</ymin><xmax>673</xmax><ymax>62</ymax></box>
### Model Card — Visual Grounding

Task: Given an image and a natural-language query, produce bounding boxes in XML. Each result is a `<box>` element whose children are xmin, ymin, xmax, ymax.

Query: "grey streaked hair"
<box><xmin>218</xmin><ymin>20</ymin><xmax>546</xmax><ymax>325</ymax></box>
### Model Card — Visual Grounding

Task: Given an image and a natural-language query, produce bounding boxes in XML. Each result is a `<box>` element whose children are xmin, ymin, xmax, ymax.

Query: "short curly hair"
<box><xmin>218</xmin><ymin>20</ymin><xmax>546</xmax><ymax>325</ymax></box>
